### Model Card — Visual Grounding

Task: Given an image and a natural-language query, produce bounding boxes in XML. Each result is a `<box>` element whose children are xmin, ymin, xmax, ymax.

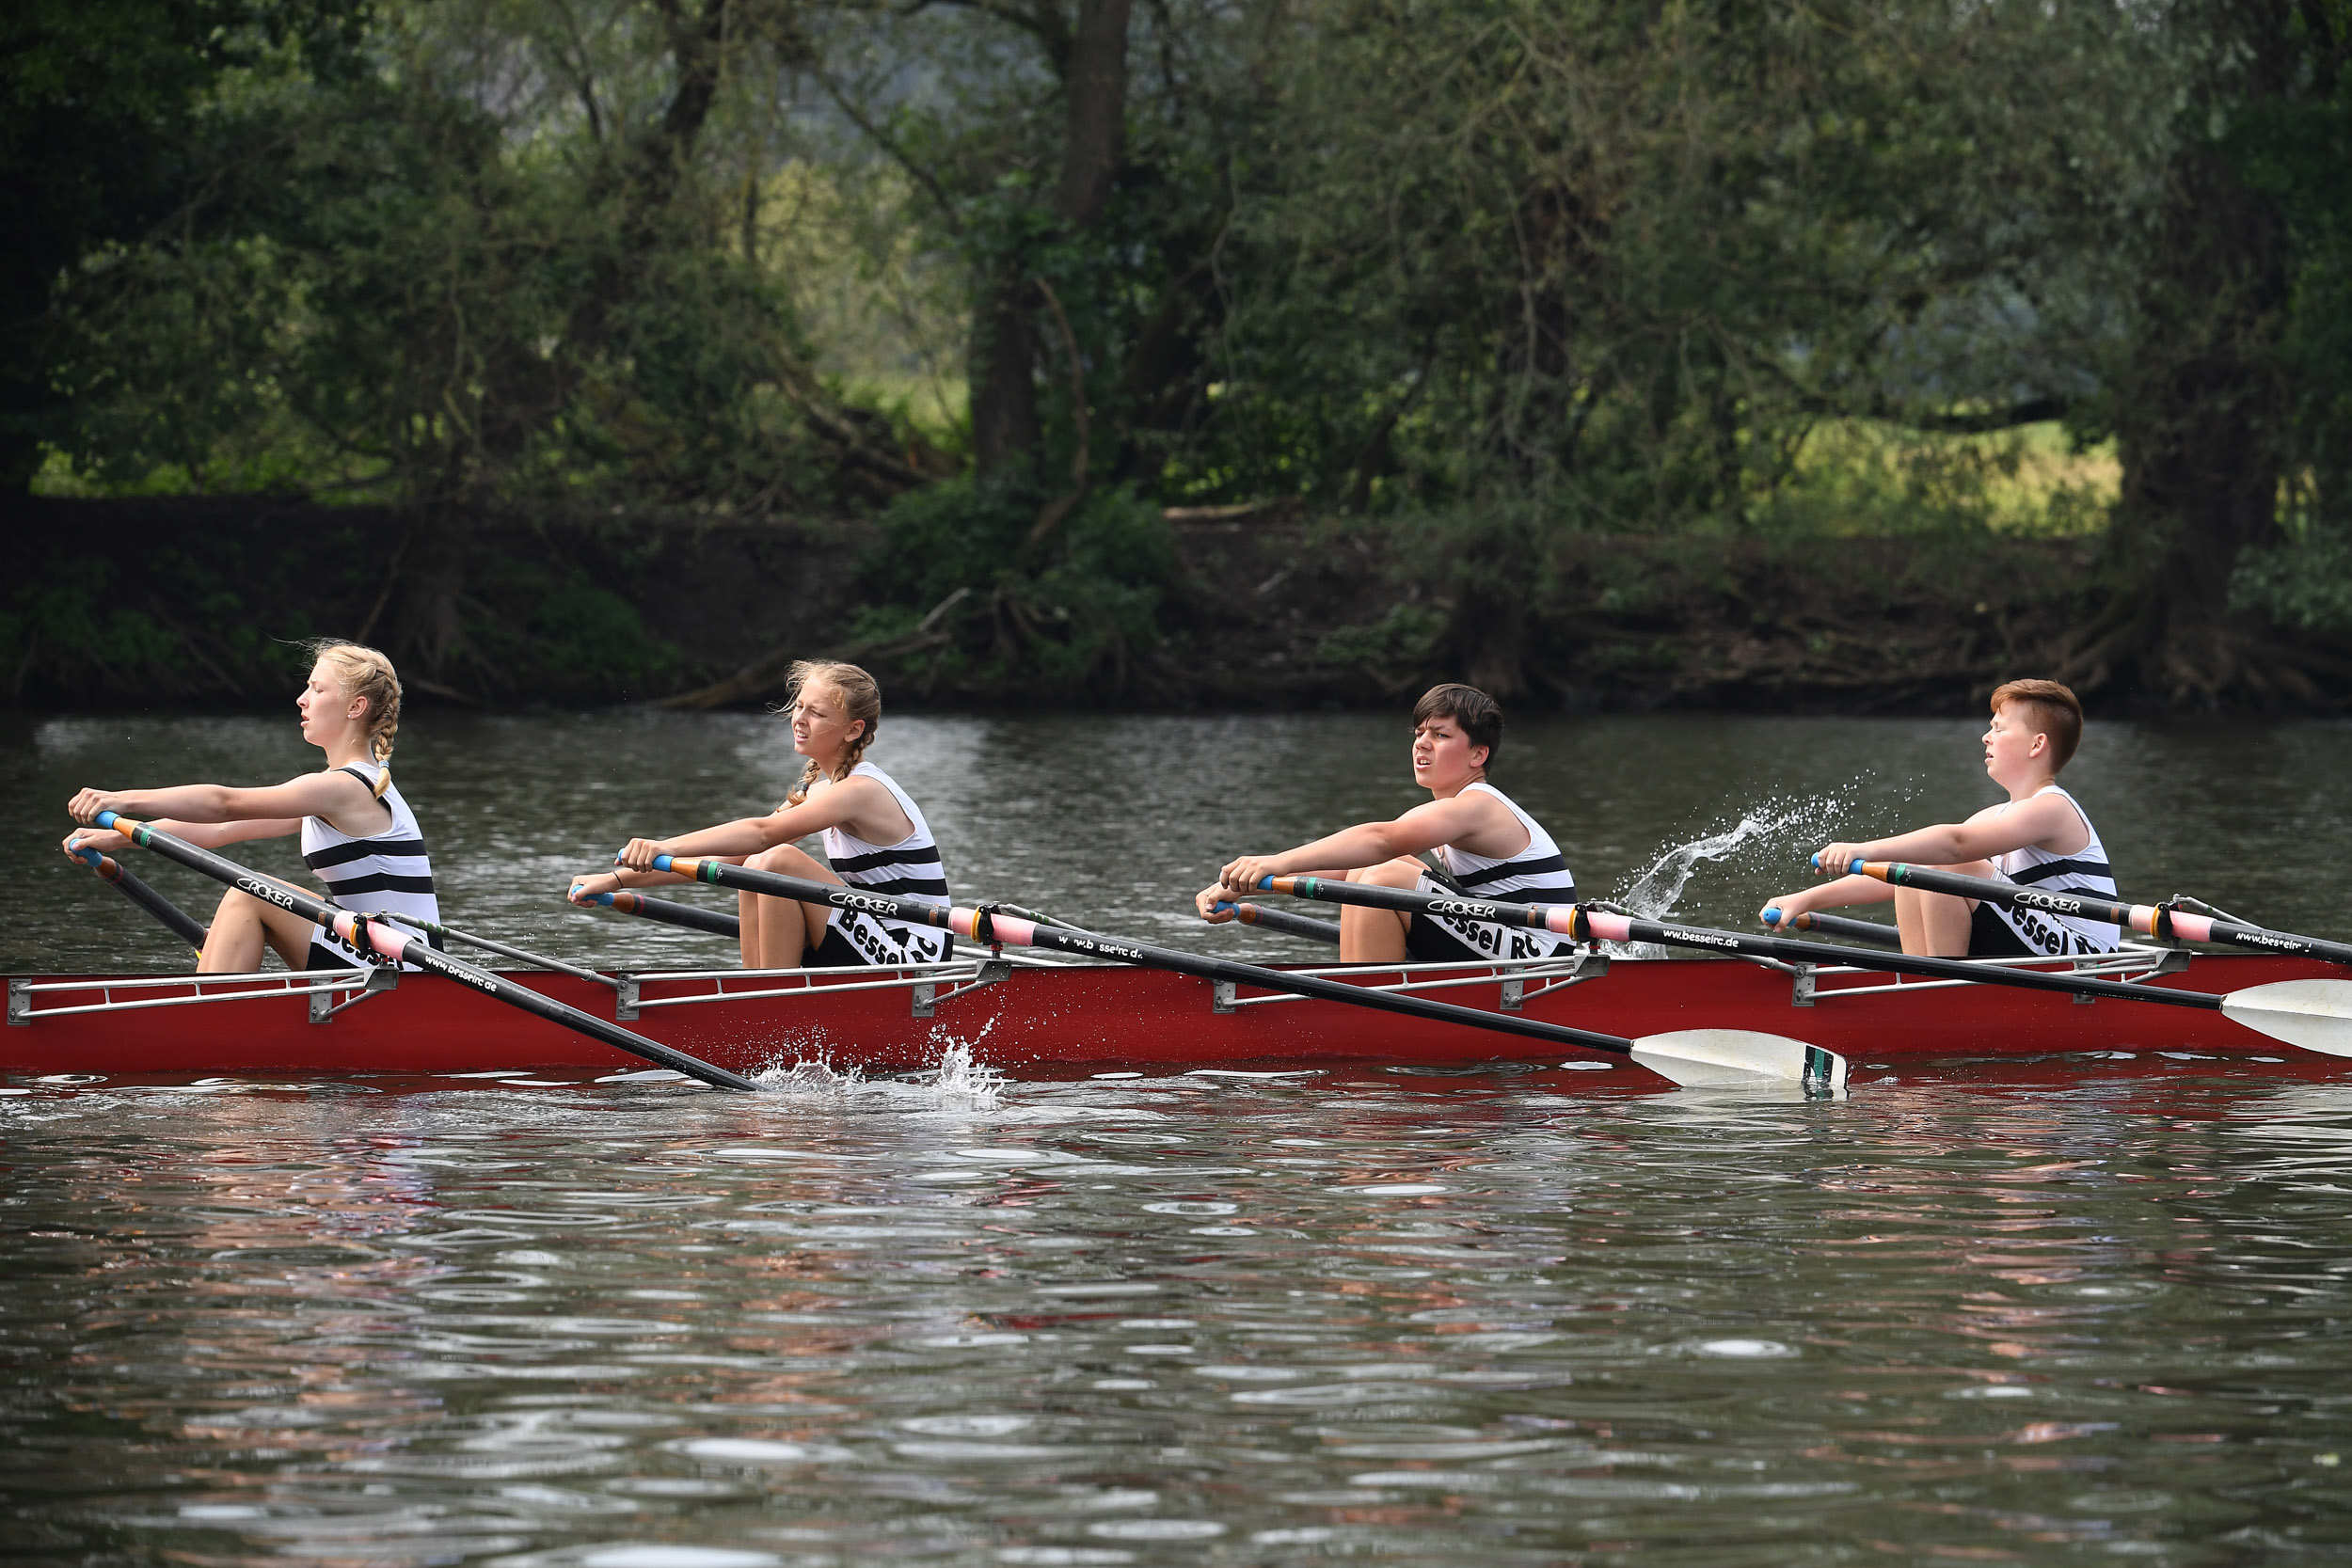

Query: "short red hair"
<box><xmin>1990</xmin><ymin>678</ymin><xmax>2085</xmax><ymax>771</ymax></box>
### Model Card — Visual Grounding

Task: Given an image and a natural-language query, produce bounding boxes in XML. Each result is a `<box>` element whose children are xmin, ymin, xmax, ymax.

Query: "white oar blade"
<box><xmin>1630</xmin><ymin>1031</ymin><xmax>1849</xmax><ymax>1092</ymax></box>
<box><xmin>2220</xmin><ymin>980</ymin><xmax>2352</xmax><ymax>1058</ymax></box>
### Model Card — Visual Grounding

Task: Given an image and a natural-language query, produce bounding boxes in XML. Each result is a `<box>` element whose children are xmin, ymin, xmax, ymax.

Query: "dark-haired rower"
<box><xmin>1195</xmin><ymin>683</ymin><xmax>1577</xmax><ymax>963</ymax></box>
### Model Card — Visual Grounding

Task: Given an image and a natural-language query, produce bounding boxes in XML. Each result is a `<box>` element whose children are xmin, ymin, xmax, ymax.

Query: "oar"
<box><xmin>1832</xmin><ymin>858</ymin><xmax>2352</xmax><ymax>968</ymax></box>
<box><xmin>92</xmin><ymin>813</ymin><xmax>761</xmax><ymax>1092</ymax></box>
<box><xmin>1761</xmin><ymin>908</ymin><xmax>1900</xmax><ymax>949</ymax></box>
<box><xmin>573</xmin><ymin>887</ymin><xmax>743</xmax><ymax>941</ymax></box>
<box><xmin>365</xmin><ymin>910</ymin><xmax>616</xmax><ymax>990</ymax></box>
<box><xmin>643</xmin><ymin>852</ymin><xmax>1846</xmax><ymax>1091</ymax></box>
<box><xmin>1257</xmin><ymin>875</ymin><xmax>2352</xmax><ymax>1058</ymax></box>
<box><xmin>74</xmin><ymin>847</ymin><xmax>208</xmax><ymax>951</ymax></box>
<box><xmin>1214</xmin><ymin>899</ymin><xmax>1343</xmax><ymax>945</ymax></box>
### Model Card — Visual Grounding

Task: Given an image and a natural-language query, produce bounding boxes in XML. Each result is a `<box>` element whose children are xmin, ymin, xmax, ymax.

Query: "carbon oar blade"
<box><xmin>1631</xmin><ymin>1031</ymin><xmax>1851</xmax><ymax>1091</ymax></box>
<box><xmin>2218</xmin><ymin>980</ymin><xmax>2352</xmax><ymax>1057</ymax></box>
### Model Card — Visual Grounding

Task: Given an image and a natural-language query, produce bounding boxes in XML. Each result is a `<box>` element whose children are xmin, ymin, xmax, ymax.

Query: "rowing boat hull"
<box><xmin>6</xmin><ymin>950</ymin><xmax>2342</xmax><ymax>1081</ymax></box>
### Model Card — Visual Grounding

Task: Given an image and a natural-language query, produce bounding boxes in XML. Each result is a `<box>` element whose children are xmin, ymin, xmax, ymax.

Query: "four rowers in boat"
<box><xmin>1195</xmin><ymin>683</ymin><xmax>1578</xmax><ymax>963</ymax></box>
<box><xmin>1766</xmin><ymin>677</ymin><xmax>2122</xmax><ymax>958</ymax></box>
<box><xmin>60</xmin><ymin>641</ymin><xmax>442</xmax><ymax>973</ymax></box>
<box><xmin>566</xmin><ymin>660</ymin><xmax>954</xmax><ymax>971</ymax></box>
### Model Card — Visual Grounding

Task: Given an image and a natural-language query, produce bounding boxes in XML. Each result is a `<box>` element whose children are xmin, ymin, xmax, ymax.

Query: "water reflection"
<box><xmin>8</xmin><ymin>1072</ymin><xmax>2352</xmax><ymax>1561</ymax></box>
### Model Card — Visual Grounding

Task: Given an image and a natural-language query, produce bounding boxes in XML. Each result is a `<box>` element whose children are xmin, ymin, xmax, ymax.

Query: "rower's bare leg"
<box><xmin>737</xmin><ymin>844</ymin><xmax>844</xmax><ymax>968</ymax></box>
<box><xmin>1895</xmin><ymin>860</ymin><xmax>1997</xmax><ymax>958</ymax></box>
<box><xmin>1339</xmin><ymin>859</ymin><xmax>1423</xmax><ymax>963</ymax></box>
<box><xmin>198</xmin><ymin>885</ymin><xmax>315</xmax><ymax>973</ymax></box>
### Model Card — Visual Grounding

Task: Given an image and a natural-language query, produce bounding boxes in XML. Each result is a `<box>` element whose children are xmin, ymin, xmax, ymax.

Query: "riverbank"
<box><xmin>0</xmin><ymin>494</ymin><xmax>2136</xmax><ymax>713</ymax></box>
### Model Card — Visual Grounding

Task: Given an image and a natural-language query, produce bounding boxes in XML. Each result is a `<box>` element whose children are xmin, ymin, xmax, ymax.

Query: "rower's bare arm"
<box><xmin>568</xmin><ymin>866</ymin><xmax>693</xmax><ymax>903</ymax></box>
<box><xmin>63</xmin><ymin>814</ymin><xmax>296</xmax><ymax>859</ymax></box>
<box><xmin>625</xmin><ymin>777</ymin><xmax>902</xmax><ymax>869</ymax></box>
<box><xmin>1818</xmin><ymin>796</ymin><xmax>2086</xmax><ymax>872</ymax></box>
<box><xmin>1762</xmin><ymin>874</ymin><xmax>1895</xmax><ymax>925</ymax></box>
<box><xmin>68</xmin><ymin>773</ymin><xmax>381</xmax><ymax>835</ymax></box>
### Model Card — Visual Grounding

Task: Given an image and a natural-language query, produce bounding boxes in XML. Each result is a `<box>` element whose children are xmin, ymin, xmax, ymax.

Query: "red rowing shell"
<box><xmin>6</xmin><ymin>952</ymin><xmax>2340</xmax><ymax>1080</ymax></box>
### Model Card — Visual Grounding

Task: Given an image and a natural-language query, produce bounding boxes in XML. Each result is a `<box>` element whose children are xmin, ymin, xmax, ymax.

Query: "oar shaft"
<box><xmin>1772</xmin><ymin>910</ymin><xmax>1901</xmax><ymax>949</ymax></box>
<box><xmin>1581</xmin><ymin>909</ymin><xmax>2221</xmax><ymax>1010</ymax></box>
<box><xmin>653</xmin><ymin>855</ymin><xmax>1645</xmax><ymax>1056</ymax></box>
<box><xmin>1263</xmin><ymin>874</ymin><xmax>2222</xmax><ymax>1010</ymax></box>
<box><xmin>96</xmin><ymin>814</ymin><xmax>760</xmax><ymax>1092</ymax></box>
<box><xmin>1851</xmin><ymin>860</ymin><xmax>2352</xmax><ymax>969</ymax></box>
<box><xmin>582</xmin><ymin>889</ymin><xmax>743</xmax><ymax>941</ymax></box>
<box><xmin>1215</xmin><ymin>900</ymin><xmax>1343</xmax><ymax>945</ymax></box>
<box><xmin>79</xmin><ymin>849</ymin><xmax>208</xmax><ymax>951</ymax></box>
<box><xmin>375</xmin><ymin>912</ymin><xmax>615</xmax><ymax>989</ymax></box>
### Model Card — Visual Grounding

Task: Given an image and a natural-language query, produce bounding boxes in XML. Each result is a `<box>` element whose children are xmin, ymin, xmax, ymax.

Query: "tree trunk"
<box><xmin>968</xmin><ymin>0</ymin><xmax>1132</xmax><ymax>478</ymax></box>
<box><xmin>2086</xmin><ymin>0</ymin><xmax>2296</xmax><ymax>706</ymax></box>
<box><xmin>972</xmin><ymin>268</ymin><xmax>1042</xmax><ymax>475</ymax></box>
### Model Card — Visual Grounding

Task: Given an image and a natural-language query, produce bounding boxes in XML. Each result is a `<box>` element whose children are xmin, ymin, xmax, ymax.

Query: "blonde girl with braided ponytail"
<box><xmin>571</xmin><ymin>661</ymin><xmax>956</xmax><ymax>971</ymax></box>
<box><xmin>64</xmin><ymin>641</ymin><xmax>443</xmax><ymax>974</ymax></box>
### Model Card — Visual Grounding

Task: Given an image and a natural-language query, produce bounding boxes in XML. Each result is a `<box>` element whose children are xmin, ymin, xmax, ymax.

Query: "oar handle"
<box><xmin>1761</xmin><ymin>907</ymin><xmax>1902</xmax><ymax>949</ymax></box>
<box><xmin>76</xmin><ymin>842</ymin><xmax>209</xmax><ymax>951</ymax></box>
<box><xmin>95</xmin><ymin>814</ymin><xmax>760</xmax><ymax>1091</ymax></box>
<box><xmin>1213</xmin><ymin>899</ymin><xmax>1343</xmax><ymax>944</ymax></box>
<box><xmin>575</xmin><ymin>885</ymin><xmax>743</xmax><ymax>941</ymax></box>
<box><xmin>1578</xmin><ymin>905</ymin><xmax>2220</xmax><ymax>1009</ymax></box>
<box><xmin>1847</xmin><ymin>859</ymin><xmax>2352</xmax><ymax>968</ymax></box>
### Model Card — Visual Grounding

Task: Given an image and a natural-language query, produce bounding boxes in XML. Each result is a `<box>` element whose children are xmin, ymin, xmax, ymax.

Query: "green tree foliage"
<box><xmin>14</xmin><ymin>0</ymin><xmax>2352</xmax><ymax>705</ymax></box>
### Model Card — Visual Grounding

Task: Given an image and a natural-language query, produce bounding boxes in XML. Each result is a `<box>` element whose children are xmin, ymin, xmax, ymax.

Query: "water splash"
<box><xmin>1602</xmin><ymin>782</ymin><xmax>1907</xmax><ymax>956</ymax></box>
<box><xmin>747</xmin><ymin>1030</ymin><xmax>1005</xmax><ymax>1113</ymax></box>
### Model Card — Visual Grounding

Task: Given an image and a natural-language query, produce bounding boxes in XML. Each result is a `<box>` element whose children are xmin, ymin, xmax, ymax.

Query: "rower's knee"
<box><xmin>1350</xmin><ymin>857</ymin><xmax>1427</xmax><ymax>890</ymax></box>
<box><xmin>747</xmin><ymin>843</ymin><xmax>828</xmax><ymax>879</ymax></box>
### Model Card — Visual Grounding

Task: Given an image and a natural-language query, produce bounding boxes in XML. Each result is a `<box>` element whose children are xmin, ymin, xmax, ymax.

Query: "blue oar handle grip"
<box><xmin>73</xmin><ymin>847</ymin><xmax>103</xmax><ymax>866</ymax></box>
<box><xmin>1761</xmin><ymin>906</ymin><xmax>1784</xmax><ymax>927</ymax></box>
<box><xmin>95</xmin><ymin>809</ymin><xmax>119</xmax><ymax>830</ymax></box>
<box><xmin>1807</xmin><ymin>854</ymin><xmax>1867</xmax><ymax>874</ymax></box>
<box><xmin>612</xmin><ymin>851</ymin><xmax>679</xmax><ymax>872</ymax></box>
<box><xmin>1254</xmin><ymin>876</ymin><xmax>1275</xmax><ymax>890</ymax></box>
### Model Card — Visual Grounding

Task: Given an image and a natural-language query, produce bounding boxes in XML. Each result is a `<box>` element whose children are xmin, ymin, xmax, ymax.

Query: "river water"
<box><xmin>6</xmin><ymin>709</ymin><xmax>2352</xmax><ymax>1563</ymax></box>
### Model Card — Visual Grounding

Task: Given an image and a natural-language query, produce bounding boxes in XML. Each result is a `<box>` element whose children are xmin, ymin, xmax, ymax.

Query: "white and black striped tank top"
<box><xmin>814</xmin><ymin>762</ymin><xmax>952</xmax><ymax>962</ymax></box>
<box><xmin>301</xmin><ymin>762</ymin><xmax>440</xmax><ymax>966</ymax></box>
<box><xmin>1986</xmin><ymin>784</ymin><xmax>2120</xmax><ymax>955</ymax></box>
<box><xmin>1432</xmin><ymin>783</ymin><xmax>1578</xmax><ymax>905</ymax></box>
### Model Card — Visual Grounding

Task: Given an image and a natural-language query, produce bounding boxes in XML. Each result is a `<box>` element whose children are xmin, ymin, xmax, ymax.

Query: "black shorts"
<box><xmin>1966</xmin><ymin>902</ymin><xmax>2036</xmax><ymax>958</ymax></box>
<box><xmin>1405</xmin><ymin>911</ymin><xmax>1488</xmax><ymax>963</ymax></box>
<box><xmin>803</xmin><ymin>911</ymin><xmax>954</xmax><ymax>970</ymax></box>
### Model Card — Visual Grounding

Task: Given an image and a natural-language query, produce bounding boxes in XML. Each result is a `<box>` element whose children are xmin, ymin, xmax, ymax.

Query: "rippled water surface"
<box><xmin>7</xmin><ymin>710</ymin><xmax>2352</xmax><ymax>1561</ymax></box>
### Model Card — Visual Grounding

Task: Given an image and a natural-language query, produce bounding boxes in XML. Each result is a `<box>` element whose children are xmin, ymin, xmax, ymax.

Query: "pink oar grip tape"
<box><xmin>1583</xmin><ymin>910</ymin><xmax>1633</xmax><ymax>942</ymax></box>
<box><xmin>2163</xmin><ymin>910</ymin><xmax>2215</xmax><ymax>942</ymax></box>
<box><xmin>333</xmin><ymin>911</ymin><xmax>409</xmax><ymax>963</ymax></box>
<box><xmin>950</xmin><ymin>909</ymin><xmax>1037</xmax><ymax>946</ymax></box>
<box><xmin>1542</xmin><ymin>907</ymin><xmax>1578</xmax><ymax>935</ymax></box>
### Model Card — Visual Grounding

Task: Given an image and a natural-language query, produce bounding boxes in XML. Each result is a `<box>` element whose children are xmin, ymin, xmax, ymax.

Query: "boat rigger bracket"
<box><xmin>913</xmin><ymin>957</ymin><xmax>1013</xmax><ymax>1019</ymax></box>
<box><xmin>310</xmin><ymin>961</ymin><xmax>397</xmax><ymax>1023</ymax></box>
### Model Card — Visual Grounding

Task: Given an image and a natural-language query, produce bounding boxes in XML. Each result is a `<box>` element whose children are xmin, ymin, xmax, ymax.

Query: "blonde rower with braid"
<box><xmin>568</xmin><ymin>661</ymin><xmax>955</xmax><ymax>970</ymax></box>
<box><xmin>62</xmin><ymin>641</ymin><xmax>442</xmax><ymax>973</ymax></box>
